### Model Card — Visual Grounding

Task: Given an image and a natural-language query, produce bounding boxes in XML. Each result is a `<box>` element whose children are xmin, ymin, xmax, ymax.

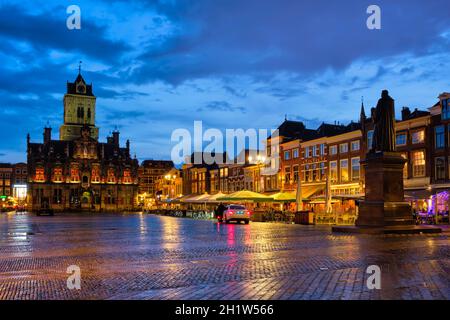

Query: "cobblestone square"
<box><xmin>0</xmin><ymin>213</ymin><xmax>448</xmax><ymax>300</ymax></box>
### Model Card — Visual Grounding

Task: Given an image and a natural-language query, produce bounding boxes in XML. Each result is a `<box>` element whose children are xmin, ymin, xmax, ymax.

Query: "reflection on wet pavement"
<box><xmin>0</xmin><ymin>212</ymin><xmax>448</xmax><ymax>300</ymax></box>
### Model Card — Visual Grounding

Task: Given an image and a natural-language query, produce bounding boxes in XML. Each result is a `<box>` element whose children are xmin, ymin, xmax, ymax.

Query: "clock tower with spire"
<box><xmin>60</xmin><ymin>63</ymin><xmax>99</xmax><ymax>141</ymax></box>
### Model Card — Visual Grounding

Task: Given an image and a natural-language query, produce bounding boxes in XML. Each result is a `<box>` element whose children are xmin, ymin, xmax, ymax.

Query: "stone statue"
<box><xmin>371</xmin><ymin>90</ymin><xmax>396</xmax><ymax>152</ymax></box>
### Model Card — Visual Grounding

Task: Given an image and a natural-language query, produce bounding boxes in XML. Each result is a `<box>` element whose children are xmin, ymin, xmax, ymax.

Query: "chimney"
<box><xmin>401</xmin><ymin>107</ymin><xmax>411</xmax><ymax>121</ymax></box>
<box><xmin>44</xmin><ymin>127</ymin><xmax>52</xmax><ymax>144</ymax></box>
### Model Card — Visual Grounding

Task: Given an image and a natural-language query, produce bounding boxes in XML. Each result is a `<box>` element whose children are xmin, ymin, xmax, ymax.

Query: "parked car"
<box><xmin>219</xmin><ymin>204</ymin><xmax>251</xmax><ymax>224</ymax></box>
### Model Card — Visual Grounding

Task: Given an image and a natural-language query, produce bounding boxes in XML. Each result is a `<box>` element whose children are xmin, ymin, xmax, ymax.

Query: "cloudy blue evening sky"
<box><xmin>0</xmin><ymin>0</ymin><xmax>449</xmax><ymax>163</ymax></box>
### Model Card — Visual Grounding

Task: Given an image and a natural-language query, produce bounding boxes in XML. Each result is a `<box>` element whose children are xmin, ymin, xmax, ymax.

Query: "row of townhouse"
<box><xmin>180</xmin><ymin>91</ymin><xmax>450</xmax><ymax>215</ymax></box>
<box><xmin>278</xmin><ymin>91</ymin><xmax>450</xmax><ymax>214</ymax></box>
<box><xmin>0</xmin><ymin>163</ymin><xmax>28</xmax><ymax>206</ymax></box>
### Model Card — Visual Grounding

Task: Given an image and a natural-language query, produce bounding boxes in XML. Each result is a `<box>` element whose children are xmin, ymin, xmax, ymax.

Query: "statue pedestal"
<box><xmin>333</xmin><ymin>152</ymin><xmax>441</xmax><ymax>234</ymax></box>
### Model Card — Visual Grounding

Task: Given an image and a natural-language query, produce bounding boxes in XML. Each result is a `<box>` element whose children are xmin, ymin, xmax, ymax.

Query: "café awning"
<box><xmin>204</xmin><ymin>192</ymin><xmax>227</xmax><ymax>203</ymax></box>
<box><xmin>183</xmin><ymin>193</ymin><xmax>210</xmax><ymax>203</ymax></box>
<box><xmin>217</xmin><ymin>190</ymin><xmax>273</xmax><ymax>202</ymax></box>
<box><xmin>404</xmin><ymin>189</ymin><xmax>432</xmax><ymax>200</ymax></box>
<box><xmin>300</xmin><ymin>184</ymin><xmax>326</xmax><ymax>199</ymax></box>
<box><xmin>269</xmin><ymin>191</ymin><xmax>297</xmax><ymax>202</ymax></box>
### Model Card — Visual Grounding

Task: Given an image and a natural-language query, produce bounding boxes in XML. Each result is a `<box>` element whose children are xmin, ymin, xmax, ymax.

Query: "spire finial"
<box><xmin>360</xmin><ymin>96</ymin><xmax>366</xmax><ymax>123</ymax></box>
<box><xmin>78</xmin><ymin>60</ymin><xmax>82</xmax><ymax>75</ymax></box>
<box><xmin>285</xmin><ymin>114</ymin><xmax>287</xmax><ymax>121</ymax></box>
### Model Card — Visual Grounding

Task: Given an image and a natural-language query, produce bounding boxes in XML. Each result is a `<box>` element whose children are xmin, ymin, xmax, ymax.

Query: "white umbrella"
<box><xmin>296</xmin><ymin>175</ymin><xmax>303</xmax><ymax>211</ymax></box>
<box><xmin>325</xmin><ymin>171</ymin><xmax>333</xmax><ymax>214</ymax></box>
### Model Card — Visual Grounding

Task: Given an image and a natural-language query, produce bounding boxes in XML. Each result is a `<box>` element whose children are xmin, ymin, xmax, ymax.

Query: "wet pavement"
<box><xmin>0</xmin><ymin>212</ymin><xmax>449</xmax><ymax>300</ymax></box>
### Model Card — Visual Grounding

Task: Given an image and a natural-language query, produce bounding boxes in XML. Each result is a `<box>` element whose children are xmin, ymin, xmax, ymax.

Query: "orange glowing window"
<box><xmin>107</xmin><ymin>169</ymin><xmax>116</xmax><ymax>183</ymax></box>
<box><xmin>123</xmin><ymin>170</ymin><xmax>132</xmax><ymax>184</ymax></box>
<box><xmin>35</xmin><ymin>168</ymin><xmax>45</xmax><ymax>182</ymax></box>
<box><xmin>53</xmin><ymin>168</ymin><xmax>63</xmax><ymax>182</ymax></box>
<box><xmin>70</xmin><ymin>167</ymin><xmax>80</xmax><ymax>182</ymax></box>
<box><xmin>91</xmin><ymin>167</ymin><xmax>100</xmax><ymax>183</ymax></box>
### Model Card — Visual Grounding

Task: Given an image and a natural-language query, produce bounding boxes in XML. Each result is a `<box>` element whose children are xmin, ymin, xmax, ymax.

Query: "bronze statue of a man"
<box><xmin>371</xmin><ymin>90</ymin><xmax>396</xmax><ymax>152</ymax></box>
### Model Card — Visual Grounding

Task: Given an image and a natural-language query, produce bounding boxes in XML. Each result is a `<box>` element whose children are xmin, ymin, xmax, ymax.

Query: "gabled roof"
<box><xmin>269</xmin><ymin>119</ymin><xmax>320</xmax><ymax>142</ymax></box>
<box><xmin>141</xmin><ymin>160</ymin><xmax>174</xmax><ymax>168</ymax></box>
<box><xmin>66</xmin><ymin>73</ymin><xmax>94</xmax><ymax>96</ymax></box>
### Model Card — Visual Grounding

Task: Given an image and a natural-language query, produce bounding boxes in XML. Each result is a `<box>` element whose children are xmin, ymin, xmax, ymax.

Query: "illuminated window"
<box><xmin>351</xmin><ymin>157</ymin><xmax>360</xmax><ymax>181</ymax></box>
<box><xmin>401</xmin><ymin>153</ymin><xmax>408</xmax><ymax>178</ymax></box>
<box><xmin>320</xmin><ymin>162</ymin><xmax>326</xmax><ymax>180</ymax></box>
<box><xmin>123</xmin><ymin>169</ymin><xmax>132</xmax><ymax>184</ymax></box>
<box><xmin>293</xmin><ymin>148</ymin><xmax>299</xmax><ymax>158</ymax></box>
<box><xmin>412</xmin><ymin>130</ymin><xmax>425</xmax><ymax>144</ymax></box>
<box><xmin>411</xmin><ymin>150</ymin><xmax>426</xmax><ymax>177</ymax></box>
<box><xmin>293</xmin><ymin>165</ymin><xmax>299</xmax><ymax>182</ymax></box>
<box><xmin>91</xmin><ymin>167</ymin><xmax>100</xmax><ymax>183</ymax></box>
<box><xmin>70</xmin><ymin>167</ymin><xmax>80</xmax><ymax>182</ymax></box>
<box><xmin>107</xmin><ymin>168</ymin><xmax>116</xmax><ymax>183</ymax></box>
<box><xmin>284</xmin><ymin>166</ymin><xmax>291</xmax><ymax>184</ymax></box>
<box><xmin>304</xmin><ymin>164</ymin><xmax>311</xmax><ymax>182</ymax></box>
<box><xmin>314</xmin><ymin>164</ymin><xmax>321</xmax><ymax>181</ymax></box>
<box><xmin>35</xmin><ymin>168</ymin><xmax>45</xmax><ymax>182</ymax></box>
<box><xmin>330</xmin><ymin>161</ymin><xmax>338</xmax><ymax>182</ymax></box>
<box><xmin>340</xmin><ymin>159</ymin><xmax>349</xmax><ymax>182</ymax></box>
<box><xmin>52</xmin><ymin>168</ymin><xmax>63</xmax><ymax>182</ymax></box>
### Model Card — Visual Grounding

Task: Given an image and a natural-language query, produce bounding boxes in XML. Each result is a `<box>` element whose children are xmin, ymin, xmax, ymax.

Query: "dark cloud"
<box><xmin>0</xmin><ymin>4</ymin><xmax>130</xmax><ymax>64</ymax></box>
<box><xmin>129</xmin><ymin>0</ymin><xmax>450</xmax><ymax>84</ymax></box>
<box><xmin>0</xmin><ymin>0</ymin><xmax>449</xmax><ymax>162</ymax></box>
<box><xmin>197</xmin><ymin>101</ymin><xmax>245</xmax><ymax>113</ymax></box>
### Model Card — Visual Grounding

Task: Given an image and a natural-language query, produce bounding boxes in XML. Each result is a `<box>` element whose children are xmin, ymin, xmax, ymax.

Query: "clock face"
<box><xmin>77</xmin><ymin>85</ymin><xmax>86</xmax><ymax>93</ymax></box>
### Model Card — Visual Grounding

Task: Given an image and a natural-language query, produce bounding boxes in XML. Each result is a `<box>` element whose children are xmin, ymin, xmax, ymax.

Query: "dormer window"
<box><xmin>443</xmin><ymin>98</ymin><xmax>450</xmax><ymax>120</ymax></box>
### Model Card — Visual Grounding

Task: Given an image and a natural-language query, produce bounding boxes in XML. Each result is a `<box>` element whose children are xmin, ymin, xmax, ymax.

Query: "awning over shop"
<box><xmin>203</xmin><ymin>192</ymin><xmax>227</xmax><ymax>203</ymax></box>
<box><xmin>217</xmin><ymin>190</ymin><xmax>273</xmax><ymax>202</ymax></box>
<box><xmin>300</xmin><ymin>184</ymin><xmax>325</xmax><ymax>199</ymax></box>
<box><xmin>332</xmin><ymin>193</ymin><xmax>365</xmax><ymax>200</ymax></box>
<box><xmin>404</xmin><ymin>189</ymin><xmax>432</xmax><ymax>200</ymax></box>
<box><xmin>183</xmin><ymin>193</ymin><xmax>210</xmax><ymax>203</ymax></box>
<box><xmin>171</xmin><ymin>194</ymin><xmax>199</xmax><ymax>203</ymax></box>
<box><xmin>269</xmin><ymin>191</ymin><xmax>297</xmax><ymax>202</ymax></box>
<box><xmin>309</xmin><ymin>198</ymin><xmax>341</xmax><ymax>204</ymax></box>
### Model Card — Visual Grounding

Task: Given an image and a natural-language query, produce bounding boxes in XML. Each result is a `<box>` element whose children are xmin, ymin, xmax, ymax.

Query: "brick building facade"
<box><xmin>27</xmin><ymin>72</ymin><xmax>139</xmax><ymax>212</ymax></box>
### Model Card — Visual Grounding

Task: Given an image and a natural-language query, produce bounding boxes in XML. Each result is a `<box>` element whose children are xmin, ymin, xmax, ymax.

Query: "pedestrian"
<box><xmin>215</xmin><ymin>203</ymin><xmax>226</xmax><ymax>219</ymax></box>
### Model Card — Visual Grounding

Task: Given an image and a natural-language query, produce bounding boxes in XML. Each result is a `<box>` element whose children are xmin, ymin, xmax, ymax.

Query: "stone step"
<box><xmin>384</xmin><ymin>218</ymin><xmax>414</xmax><ymax>226</ymax></box>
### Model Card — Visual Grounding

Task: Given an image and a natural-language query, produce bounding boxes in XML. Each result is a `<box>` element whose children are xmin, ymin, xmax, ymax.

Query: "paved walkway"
<box><xmin>0</xmin><ymin>212</ymin><xmax>448</xmax><ymax>300</ymax></box>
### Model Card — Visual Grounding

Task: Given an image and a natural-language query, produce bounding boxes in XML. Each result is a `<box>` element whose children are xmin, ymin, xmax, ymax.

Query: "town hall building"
<box><xmin>27</xmin><ymin>71</ymin><xmax>139</xmax><ymax>212</ymax></box>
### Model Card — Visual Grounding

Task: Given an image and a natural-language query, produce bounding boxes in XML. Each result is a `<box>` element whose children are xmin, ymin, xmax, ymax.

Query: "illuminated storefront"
<box><xmin>13</xmin><ymin>184</ymin><xmax>27</xmax><ymax>202</ymax></box>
